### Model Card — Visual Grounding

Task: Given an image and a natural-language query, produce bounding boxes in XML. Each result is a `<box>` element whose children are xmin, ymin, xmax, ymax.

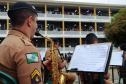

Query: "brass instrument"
<box><xmin>50</xmin><ymin>39</ymin><xmax>66</xmax><ymax>84</ymax></box>
<box><xmin>35</xmin><ymin>32</ymin><xmax>66</xmax><ymax>84</ymax></box>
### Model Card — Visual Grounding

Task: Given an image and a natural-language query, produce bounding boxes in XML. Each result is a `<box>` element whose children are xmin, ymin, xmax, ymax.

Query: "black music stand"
<box><xmin>110</xmin><ymin>51</ymin><xmax>123</xmax><ymax>83</ymax></box>
<box><xmin>67</xmin><ymin>43</ymin><xmax>113</xmax><ymax>84</ymax></box>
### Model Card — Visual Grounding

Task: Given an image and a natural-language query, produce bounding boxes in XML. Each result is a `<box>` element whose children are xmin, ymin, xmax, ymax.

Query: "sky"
<box><xmin>18</xmin><ymin>0</ymin><xmax>126</xmax><ymax>6</ymax></box>
<box><xmin>54</xmin><ymin>0</ymin><xmax>126</xmax><ymax>5</ymax></box>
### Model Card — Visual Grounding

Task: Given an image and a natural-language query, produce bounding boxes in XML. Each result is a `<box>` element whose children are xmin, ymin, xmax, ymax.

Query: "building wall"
<box><xmin>0</xmin><ymin>1</ymin><xmax>125</xmax><ymax>54</ymax></box>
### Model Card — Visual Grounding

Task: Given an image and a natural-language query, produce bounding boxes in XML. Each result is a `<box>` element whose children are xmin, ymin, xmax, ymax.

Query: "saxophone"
<box><xmin>50</xmin><ymin>39</ymin><xmax>66</xmax><ymax>84</ymax></box>
<box><xmin>35</xmin><ymin>32</ymin><xmax>65</xmax><ymax>84</ymax></box>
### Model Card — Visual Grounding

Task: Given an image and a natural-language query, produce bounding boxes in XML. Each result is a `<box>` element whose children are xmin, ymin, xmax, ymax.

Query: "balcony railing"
<box><xmin>94</xmin><ymin>31</ymin><xmax>105</xmax><ymax>38</ymax></box>
<box><xmin>47</xmin><ymin>14</ymin><xmax>62</xmax><ymax>18</ymax></box>
<box><xmin>64</xmin><ymin>15</ymin><xmax>79</xmax><ymax>22</ymax></box>
<box><xmin>0</xmin><ymin>30</ymin><xmax>8</xmax><ymax>37</ymax></box>
<box><xmin>96</xmin><ymin>16</ymin><xmax>111</xmax><ymax>22</ymax></box>
<box><xmin>38</xmin><ymin>47</ymin><xmax>74</xmax><ymax>54</ymax></box>
<box><xmin>0</xmin><ymin>12</ymin><xmax>9</xmax><ymax>20</ymax></box>
<box><xmin>46</xmin><ymin>14</ymin><xmax>63</xmax><ymax>21</ymax></box>
<box><xmin>46</xmin><ymin>31</ymin><xmax>63</xmax><ymax>37</ymax></box>
<box><xmin>81</xmin><ymin>15</ymin><xmax>95</xmax><ymax>22</ymax></box>
<box><xmin>63</xmin><ymin>47</ymin><xmax>75</xmax><ymax>53</ymax></box>
<box><xmin>0</xmin><ymin>12</ymin><xmax>111</xmax><ymax>22</ymax></box>
<box><xmin>37</xmin><ymin>13</ymin><xmax>45</xmax><ymax>20</ymax></box>
<box><xmin>64</xmin><ymin>15</ymin><xmax>79</xmax><ymax>18</ymax></box>
<box><xmin>64</xmin><ymin>31</ymin><xmax>80</xmax><ymax>38</ymax></box>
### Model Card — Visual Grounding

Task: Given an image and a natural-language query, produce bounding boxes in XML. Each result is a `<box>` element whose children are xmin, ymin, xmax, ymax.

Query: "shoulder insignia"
<box><xmin>31</xmin><ymin>69</ymin><xmax>41</xmax><ymax>84</ymax></box>
<box><xmin>26</xmin><ymin>52</ymin><xmax>39</xmax><ymax>64</ymax></box>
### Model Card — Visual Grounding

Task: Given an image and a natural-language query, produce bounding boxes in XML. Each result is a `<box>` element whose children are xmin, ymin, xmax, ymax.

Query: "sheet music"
<box><xmin>110</xmin><ymin>51</ymin><xmax>123</xmax><ymax>66</ymax></box>
<box><xmin>68</xmin><ymin>43</ymin><xmax>112</xmax><ymax>72</ymax></box>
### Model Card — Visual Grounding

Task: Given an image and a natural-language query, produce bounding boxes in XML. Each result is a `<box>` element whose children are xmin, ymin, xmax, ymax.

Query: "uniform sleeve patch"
<box><xmin>31</xmin><ymin>69</ymin><xmax>41</xmax><ymax>84</ymax></box>
<box><xmin>26</xmin><ymin>52</ymin><xmax>39</xmax><ymax>64</ymax></box>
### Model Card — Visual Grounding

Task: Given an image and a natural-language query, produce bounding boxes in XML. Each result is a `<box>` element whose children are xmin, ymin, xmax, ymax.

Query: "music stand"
<box><xmin>67</xmin><ymin>43</ymin><xmax>113</xmax><ymax>84</ymax></box>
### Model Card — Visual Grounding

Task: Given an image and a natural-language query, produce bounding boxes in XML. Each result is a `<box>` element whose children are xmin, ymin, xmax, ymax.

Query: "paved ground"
<box><xmin>73</xmin><ymin>67</ymin><xmax>124</xmax><ymax>84</ymax></box>
<box><xmin>108</xmin><ymin>67</ymin><xmax>123</xmax><ymax>84</ymax></box>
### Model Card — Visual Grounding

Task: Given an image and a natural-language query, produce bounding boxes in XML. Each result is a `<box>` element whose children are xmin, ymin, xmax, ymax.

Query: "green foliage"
<box><xmin>104</xmin><ymin>8</ymin><xmax>126</xmax><ymax>47</ymax></box>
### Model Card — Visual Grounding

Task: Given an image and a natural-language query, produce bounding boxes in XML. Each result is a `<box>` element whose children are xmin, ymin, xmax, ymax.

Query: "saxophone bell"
<box><xmin>59</xmin><ymin>73</ymin><xmax>66</xmax><ymax>84</ymax></box>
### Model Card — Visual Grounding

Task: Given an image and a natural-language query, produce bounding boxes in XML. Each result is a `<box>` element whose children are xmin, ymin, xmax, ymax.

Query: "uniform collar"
<box><xmin>8</xmin><ymin>30</ymin><xmax>31</xmax><ymax>42</ymax></box>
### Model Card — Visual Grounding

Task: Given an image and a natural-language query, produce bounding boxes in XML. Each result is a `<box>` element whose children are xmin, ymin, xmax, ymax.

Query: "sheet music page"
<box><xmin>110</xmin><ymin>51</ymin><xmax>123</xmax><ymax>66</ymax></box>
<box><xmin>68</xmin><ymin>43</ymin><xmax>111</xmax><ymax>72</ymax></box>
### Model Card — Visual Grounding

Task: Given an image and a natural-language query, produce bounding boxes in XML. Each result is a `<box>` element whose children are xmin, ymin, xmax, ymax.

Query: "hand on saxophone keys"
<box><xmin>58</xmin><ymin>60</ymin><xmax>67</xmax><ymax>69</ymax></box>
<box><xmin>43</xmin><ymin>58</ymin><xmax>51</xmax><ymax>65</ymax></box>
<box><xmin>42</xmin><ymin>58</ymin><xmax>52</xmax><ymax>70</ymax></box>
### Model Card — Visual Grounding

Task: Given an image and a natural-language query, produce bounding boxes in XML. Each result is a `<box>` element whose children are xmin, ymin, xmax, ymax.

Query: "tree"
<box><xmin>104</xmin><ymin>8</ymin><xmax>126</xmax><ymax>47</ymax></box>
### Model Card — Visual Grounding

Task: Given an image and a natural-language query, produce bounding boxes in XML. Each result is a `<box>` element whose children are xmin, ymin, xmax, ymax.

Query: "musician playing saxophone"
<box><xmin>45</xmin><ymin>39</ymin><xmax>76</xmax><ymax>84</ymax></box>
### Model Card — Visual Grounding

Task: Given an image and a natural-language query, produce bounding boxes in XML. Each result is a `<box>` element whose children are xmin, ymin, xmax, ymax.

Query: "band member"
<box><xmin>45</xmin><ymin>39</ymin><xmax>76</xmax><ymax>84</ymax></box>
<box><xmin>0</xmin><ymin>2</ymin><xmax>51</xmax><ymax>84</ymax></box>
<box><xmin>80</xmin><ymin>33</ymin><xmax>112</xmax><ymax>84</ymax></box>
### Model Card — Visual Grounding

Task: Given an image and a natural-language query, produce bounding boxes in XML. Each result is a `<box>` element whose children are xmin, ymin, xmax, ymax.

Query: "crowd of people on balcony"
<box><xmin>0</xmin><ymin>21</ymin><xmax>6</xmax><ymax>30</ymax></box>
<box><xmin>37</xmin><ymin>21</ymin><xmax>45</xmax><ymax>30</ymax></box>
<box><xmin>30</xmin><ymin>22</ymin><xmax>105</xmax><ymax>32</ymax></box>
<box><xmin>0</xmin><ymin>20</ymin><xmax>105</xmax><ymax>31</ymax></box>
<box><xmin>47</xmin><ymin>7</ymin><xmax>62</xmax><ymax>14</ymax></box>
<box><xmin>0</xmin><ymin>3</ymin><xmax>118</xmax><ymax>33</ymax></box>
<box><xmin>65</xmin><ymin>38</ymin><xmax>79</xmax><ymax>47</ymax></box>
<box><xmin>32</xmin><ymin>37</ymin><xmax>79</xmax><ymax>48</ymax></box>
<box><xmin>65</xmin><ymin>52</ymin><xmax>73</xmax><ymax>63</ymax></box>
<box><xmin>96</xmin><ymin>9</ymin><xmax>109</xmax><ymax>16</ymax></box>
<box><xmin>47</xmin><ymin>22</ymin><xmax>62</xmax><ymax>31</ymax></box>
<box><xmin>97</xmin><ymin>23</ymin><xmax>105</xmax><ymax>31</ymax></box>
<box><xmin>0</xmin><ymin>3</ymin><xmax>119</xmax><ymax>16</ymax></box>
<box><xmin>81</xmin><ymin>8</ymin><xmax>94</xmax><ymax>16</ymax></box>
<box><xmin>45</xmin><ymin>7</ymin><xmax>110</xmax><ymax>16</ymax></box>
<box><xmin>65</xmin><ymin>23</ymin><xmax>79</xmax><ymax>31</ymax></box>
<box><xmin>82</xmin><ymin>23</ymin><xmax>95</xmax><ymax>31</ymax></box>
<box><xmin>34</xmin><ymin>5</ymin><xmax>45</xmax><ymax>13</ymax></box>
<box><xmin>0</xmin><ymin>4</ymin><xmax>117</xmax><ymax>32</ymax></box>
<box><xmin>64</xmin><ymin>8</ymin><xmax>79</xmax><ymax>15</ymax></box>
<box><xmin>46</xmin><ymin>6</ymin><xmax>110</xmax><ymax>16</ymax></box>
<box><xmin>0</xmin><ymin>4</ymin><xmax>7</xmax><ymax>12</ymax></box>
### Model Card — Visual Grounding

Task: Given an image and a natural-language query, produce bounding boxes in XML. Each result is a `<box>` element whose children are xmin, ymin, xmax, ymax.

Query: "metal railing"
<box><xmin>0</xmin><ymin>30</ymin><xmax>8</xmax><ymax>37</ymax></box>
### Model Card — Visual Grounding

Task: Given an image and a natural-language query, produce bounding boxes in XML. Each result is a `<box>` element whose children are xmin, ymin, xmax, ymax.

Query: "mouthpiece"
<box><xmin>35</xmin><ymin>31</ymin><xmax>52</xmax><ymax>41</ymax></box>
<box><xmin>35</xmin><ymin>32</ymin><xmax>41</xmax><ymax>36</ymax></box>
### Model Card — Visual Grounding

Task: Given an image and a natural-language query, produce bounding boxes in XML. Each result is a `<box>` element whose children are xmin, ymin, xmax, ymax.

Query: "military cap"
<box><xmin>8</xmin><ymin>2</ymin><xmax>37</xmax><ymax>18</ymax></box>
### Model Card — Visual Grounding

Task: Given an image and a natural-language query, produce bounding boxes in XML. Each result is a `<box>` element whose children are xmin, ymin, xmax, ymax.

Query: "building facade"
<box><xmin>0</xmin><ymin>0</ymin><xmax>126</xmax><ymax>54</ymax></box>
